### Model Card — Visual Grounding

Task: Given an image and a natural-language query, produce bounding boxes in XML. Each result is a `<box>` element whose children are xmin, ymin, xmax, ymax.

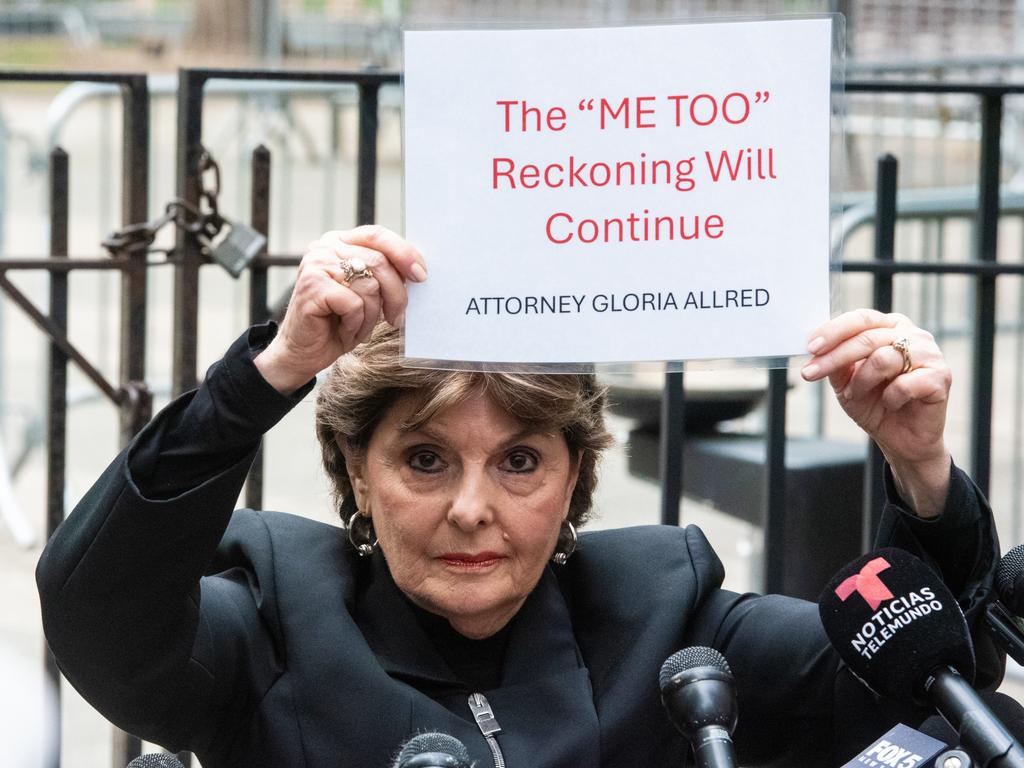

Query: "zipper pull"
<box><xmin>468</xmin><ymin>692</ymin><xmax>502</xmax><ymax>736</ymax></box>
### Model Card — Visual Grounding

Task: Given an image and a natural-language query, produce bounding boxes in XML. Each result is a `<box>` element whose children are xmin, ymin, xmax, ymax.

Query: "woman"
<box><xmin>37</xmin><ymin>226</ymin><xmax>1001</xmax><ymax>767</ymax></box>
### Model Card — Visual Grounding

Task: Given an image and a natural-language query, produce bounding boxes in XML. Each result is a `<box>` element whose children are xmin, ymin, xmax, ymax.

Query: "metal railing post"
<box><xmin>763</xmin><ymin>367</ymin><xmax>789</xmax><ymax>594</ymax></box>
<box><xmin>119</xmin><ymin>74</ymin><xmax>151</xmax><ymax>444</ymax></box>
<box><xmin>245</xmin><ymin>145</ymin><xmax>271</xmax><ymax>511</ymax></box>
<box><xmin>863</xmin><ymin>154</ymin><xmax>897</xmax><ymax>550</ymax></box>
<box><xmin>658</xmin><ymin>372</ymin><xmax>685</xmax><ymax>527</ymax></box>
<box><xmin>44</xmin><ymin>147</ymin><xmax>69</xmax><ymax>768</ymax></box>
<box><xmin>356</xmin><ymin>79</ymin><xmax>380</xmax><ymax>225</ymax></box>
<box><xmin>971</xmin><ymin>91</ymin><xmax>1002</xmax><ymax>498</ymax></box>
<box><xmin>172</xmin><ymin>69</ymin><xmax>207</xmax><ymax>397</ymax></box>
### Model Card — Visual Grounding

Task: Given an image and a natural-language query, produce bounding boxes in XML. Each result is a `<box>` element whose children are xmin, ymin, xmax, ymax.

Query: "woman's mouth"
<box><xmin>439</xmin><ymin>552</ymin><xmax>505</xmax><ymax>568</ymax></box>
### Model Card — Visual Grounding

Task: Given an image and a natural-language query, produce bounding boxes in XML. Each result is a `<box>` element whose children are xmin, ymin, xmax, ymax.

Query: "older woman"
<box><xmin>38</xmin><ymin>226</ymin><xmax>1000</xmax><ymax>767</ymax></box>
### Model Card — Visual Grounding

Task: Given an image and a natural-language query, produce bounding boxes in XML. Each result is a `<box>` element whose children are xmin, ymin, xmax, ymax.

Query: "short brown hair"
<box><xmin>315</xmin><ymin>324</ymin><xmax>613</xmax><ymax>526</ymax></box>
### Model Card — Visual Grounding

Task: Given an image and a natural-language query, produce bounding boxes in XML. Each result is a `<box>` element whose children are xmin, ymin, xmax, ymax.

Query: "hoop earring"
<box><xmin>552</xmin><ymin>520</ymin><xmax>577</xmax><ymax>565</ymax></box>
<box><xmin>347</xmin><ymin>512</ymin><xmax>378</xmax><ymax>557</ymax></box>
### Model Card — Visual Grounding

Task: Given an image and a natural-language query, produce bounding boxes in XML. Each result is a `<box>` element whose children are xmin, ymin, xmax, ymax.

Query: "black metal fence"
<box><xmin>649</xmin><ymin>81</ymin><xmax>1023</xmax><ymax>594</ymax></box>
<box><xmin>1</xmin><ymin>67</ymin><xmax>152</xmax><ymax>768</ymax></box>
<box><xmin>2</xmin><ymin>68</ymin><xmax>1022</xmax><ymax>767</ymax></box>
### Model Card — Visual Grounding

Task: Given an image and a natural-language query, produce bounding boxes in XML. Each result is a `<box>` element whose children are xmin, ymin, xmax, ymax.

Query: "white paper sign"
<box><xmin>403</xmin><ymin>19</ymin><xmax>834</xmax><ymax>364</ymax></box>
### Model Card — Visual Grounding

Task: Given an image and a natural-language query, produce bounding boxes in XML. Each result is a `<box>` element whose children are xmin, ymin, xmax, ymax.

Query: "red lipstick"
<box><xmin>440</xmin><ymin>552</ymin><xmax>505</xmax><ymax>567</ymax></box>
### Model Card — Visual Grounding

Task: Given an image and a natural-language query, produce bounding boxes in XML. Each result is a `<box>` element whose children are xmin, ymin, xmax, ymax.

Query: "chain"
<box><xmin>101</xmin><ymin>147</ymin><xmax>225</xmax><ymax>257</ymax></box>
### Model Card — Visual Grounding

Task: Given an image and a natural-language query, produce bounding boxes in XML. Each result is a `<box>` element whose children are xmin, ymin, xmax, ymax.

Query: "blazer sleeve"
<box><xmin>35</xmin><ymin>323</ymin><xmax>313</xmax><ymax>753</ymax></box>
<box><xmin>874</xmin><ymin>460</ymin><xmax>1003</xmax><ymax>689</ymax></box>
<box><xmin>684</xmin><ymin>462</ymin><xmax>1002</xmax><ymax>767</ymax></box>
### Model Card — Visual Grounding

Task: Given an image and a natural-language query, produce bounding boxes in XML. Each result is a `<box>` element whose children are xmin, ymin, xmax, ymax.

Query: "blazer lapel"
<box><xmin>354</xmin><ymin>552</ymin><xmax>464</xmax><ymax>688</ymax></box>
<box><xmin>501</xmin><ymin>566</ymin><xmax>584</xmax><ymax>686</ymax></box>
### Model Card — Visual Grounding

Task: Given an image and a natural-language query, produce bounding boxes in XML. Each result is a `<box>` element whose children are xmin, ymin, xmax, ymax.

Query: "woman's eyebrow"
<box><xmin>497</xmin><ymin>427</ymin><xmax>551</xmax><ymax>448</ymax></box>
<box><xmin>398</xmin><ymin>424</ymin><xmax>548</xmax><ymax>448</ymax></box>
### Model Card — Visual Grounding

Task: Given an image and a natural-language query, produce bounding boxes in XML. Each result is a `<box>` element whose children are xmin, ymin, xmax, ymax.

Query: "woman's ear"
<box><xmin>337</xmin><ymin>437</ymin><xmax>370</xmax><ymax>514</ymax></box>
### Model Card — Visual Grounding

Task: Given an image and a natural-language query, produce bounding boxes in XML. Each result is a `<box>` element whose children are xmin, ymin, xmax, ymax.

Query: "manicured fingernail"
<box><xmin>807</xmin><ymin>336</ymin><xmax>826</xmax><ymax>354</ymax></box>
<box><xmin>841</xmin><ymin>386</ymin><xmax>852</xmax><ymax>401</ymax></box>
<box><xmin>395</xmin><ymin>311</ymin><xmax>405</xmax><ymax>328</ymax></box>
<box><xmin>802</xmin><ymin>363</ymin><xmax>820</xmax><ymax>380</ymax></box>
<box><xmin>410</xmin><ymin>263</ymin><xmax>428</xmax><ymax>283</ymax></box>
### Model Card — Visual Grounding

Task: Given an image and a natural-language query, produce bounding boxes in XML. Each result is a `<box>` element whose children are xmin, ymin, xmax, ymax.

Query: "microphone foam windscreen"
<box><xmin>818</xmin><ymin>547</ymin><xmax>975</xmax><ymax>702</ymax></box>
<box><xmin>398</xmin><ymin>732</ymin><xmax>471</xmax><ymax>764</ymax></box>
<box><xmin>659</xmin><ymin>646</ymin><xmax>731</xmax><ymax>690</ymax></box>
<box><xmin>997</xmin><ymin>544</ymin><xmax>1024</xmax><ymax>611</ymax></box>
<box><xmin>126</xmin><ymin>755</ymin><xmax>186</xmax><ymax>768</ymax></box>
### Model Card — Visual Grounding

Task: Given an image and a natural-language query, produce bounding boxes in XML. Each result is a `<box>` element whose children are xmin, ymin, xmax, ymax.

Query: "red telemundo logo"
<box><xmin>836</xmin><ymin>557</ymin><xmax>896</xmax><ymax>611</ymax></box>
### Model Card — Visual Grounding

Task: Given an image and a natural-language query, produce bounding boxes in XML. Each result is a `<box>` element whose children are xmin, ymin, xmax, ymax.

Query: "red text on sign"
<box><xmin>598</xmin><ymin>96</ymin><xmax>657</xmax><ymax>129</ymax></box>
<box><xmin>496</xmin><ymin>100</ymin><xmax>567</xmax><ymax>132</ymax></box>
<box><xmin>667</xmin><ymin>92</ymin><xmax>757</xmax><ymax>127</ymax></box>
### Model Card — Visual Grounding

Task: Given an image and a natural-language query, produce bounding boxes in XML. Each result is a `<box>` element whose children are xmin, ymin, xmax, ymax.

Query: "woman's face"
<box><xmin>348</xmin><ymin>390</ymin><xmax>580</xmax><ymax>639</ymax></box>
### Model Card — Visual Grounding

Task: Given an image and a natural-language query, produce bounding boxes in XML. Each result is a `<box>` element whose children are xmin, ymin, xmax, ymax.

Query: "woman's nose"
<box><xmin>446</xmin><ymin>469</ymin><xmax>496</xmax><ymax>531</ymax></box>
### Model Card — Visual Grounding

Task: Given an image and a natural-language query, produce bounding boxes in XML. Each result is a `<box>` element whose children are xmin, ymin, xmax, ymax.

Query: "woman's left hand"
<box><xmin>800</xmin><ymin>309</ymin><xmax>952</xmax><ymax>517</ymax></box>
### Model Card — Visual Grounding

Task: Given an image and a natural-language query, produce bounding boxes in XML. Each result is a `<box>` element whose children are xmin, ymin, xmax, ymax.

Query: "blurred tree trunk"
<box><xmin>189</xmin><ymin>0</ymin><xmax>253</xmax><ymax>54</ymax></box>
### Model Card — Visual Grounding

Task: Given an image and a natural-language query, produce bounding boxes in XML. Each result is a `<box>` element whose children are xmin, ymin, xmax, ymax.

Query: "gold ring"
<box><xmin>891</xmin><ymin>337</ymin><xmax>912</xmax><ymax>374</ymax></box>
<box><xmin>338</xmin><ymin>256</ymin><xmax>374</xmax><ymax>285</ymax></box>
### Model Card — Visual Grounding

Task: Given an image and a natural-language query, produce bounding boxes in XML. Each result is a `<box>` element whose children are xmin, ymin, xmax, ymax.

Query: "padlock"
<box><xmin>201</xmin><ymin>220</ymin><xmax>267</xmax><ymax>278</ymax></box>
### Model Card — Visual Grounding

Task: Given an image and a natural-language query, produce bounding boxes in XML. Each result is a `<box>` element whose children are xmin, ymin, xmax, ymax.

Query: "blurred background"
<box><xmin>3</xmin><ymin>0</ymin><xmax>1024</xmax><ymax>766</ymax></box>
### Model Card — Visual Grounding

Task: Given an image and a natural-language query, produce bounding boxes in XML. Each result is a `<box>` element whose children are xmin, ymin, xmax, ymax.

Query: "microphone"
<box><xmin>659</xmin><ymin>646</ymin><xmax>737</xmax><ymax>768</ymax></box>
<box><xmin>840</xmin><ymin>723</ymin><xmax>948</xmax><ymax>768</ymax></box>
<box><xmin>986</xmin><ymin>544</ymin><xmax>1024</xmax><ymax>666</ymax></box>
<box><xmin>126</xmin><ymin>756</ymin><xmax>186</xmax><ymax>768</ymax></box>
<box><xmin>997</xmin><ymin>545</ymin><xmax>1024</xmax><ymax>617</ymax></box>
<box><xmin>394</xmin><ymin>732</ymin><xmax>472</xmax><ymax>768</ymax></box>
<box><xmin>819</xmin><ymin>547</ymin><xmax>1024</xmax><ymax>768</ymax></box>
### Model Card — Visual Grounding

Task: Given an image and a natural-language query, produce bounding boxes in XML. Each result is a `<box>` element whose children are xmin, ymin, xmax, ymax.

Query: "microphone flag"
<box><xmin>818</xmin><ymin>547</ymin><xmax>975</xmax><ymax>702</ymax></box>
<box><xmin>840</xmin><ymin>723</ymin><xmax>947</xmax><ymax>768</ymax></box>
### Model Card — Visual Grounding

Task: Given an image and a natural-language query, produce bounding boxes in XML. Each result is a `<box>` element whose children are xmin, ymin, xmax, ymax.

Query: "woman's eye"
<box><xmin>501</xmin><ymin>450</ymin><xmax>538</xmax><ymax>473</ymax></box>
<box><xmin>409</xmin><ymin>451</ymin><xmax>445</xmax><ymax>473</ymax></box>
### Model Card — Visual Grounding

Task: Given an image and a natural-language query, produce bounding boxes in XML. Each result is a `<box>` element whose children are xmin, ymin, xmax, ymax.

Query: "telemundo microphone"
<box><xmin>659</xmin><ymin>646</ymin><xmax>738</xmax><ymax>768</ymax></box>
<box><xmin>393</xmin><ymin>732</ymin><xmax>472</xmax><ymax>768</ymax></box>
<box><xmin>125</xmin><ymin>755</ymin><xmax>186</xmax><ymax>768</ymax></box>
<box><xmin>819</xmin><ymin>547</ymin><xmax>1024</xmax><ymax>768</ymax></box>
<box><xmin>987</xmin><ymin>543</ymin><xmax>1024</xmax><ymax>666</ymax></box>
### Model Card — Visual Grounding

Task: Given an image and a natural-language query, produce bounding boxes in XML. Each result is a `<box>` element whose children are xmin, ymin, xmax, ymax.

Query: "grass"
<box><xmin>0</xmin><ymin>37</ymin><xmax>72</xmax><ymax>69</ymax></box>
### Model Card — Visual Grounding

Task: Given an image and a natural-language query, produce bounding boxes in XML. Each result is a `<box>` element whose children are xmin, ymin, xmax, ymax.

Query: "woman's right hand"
<box><xmin>254</xmin><ymin>225</ymin><xmax>427</xmax><ymax>394</ymax></box>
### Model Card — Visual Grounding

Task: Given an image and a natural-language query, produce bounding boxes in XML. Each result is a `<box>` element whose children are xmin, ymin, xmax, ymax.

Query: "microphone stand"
<box><xmin>984</xmin><ymin>602</ymin><xmax>1024</xmax><ymax>666</ymax></box>
<box><xmin>927</xmin><ymin>671</ymin><xmax>1024</xmax><ymax>768</ymax></box>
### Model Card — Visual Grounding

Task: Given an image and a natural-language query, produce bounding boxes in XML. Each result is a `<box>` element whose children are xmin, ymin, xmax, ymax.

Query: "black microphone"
<box><xmin>984</xmin><ymin>602</ymin><xmax>1024</xmax><ymax>667</ymax></box>
<box><xmin>394</xmin><ymin>732</ymin><xmax>472</xmax><ymax>768</ymax></box>
<box><xmin>819</xmin><ymin>547</ymin><xmax>1024</xmax><ymax>768</ymax></box>
<box><xmin>126</xmin><ymin>756</ymin><xmax>186</xmax><ymax>768</ymax></box>
<box><xmin>997</xmin><ymin>545</ymin><xmax>1024</xmax><ymax>617</ymax></box>
<box><xmin>659</xmin><ymin>646</ymin><xmax>738</xmax><ymax>768</ymax></box>
<box><xmin>987</xmin><ymin>544</ymin><xmax>1024</xmax><ymax>666</ymax></box>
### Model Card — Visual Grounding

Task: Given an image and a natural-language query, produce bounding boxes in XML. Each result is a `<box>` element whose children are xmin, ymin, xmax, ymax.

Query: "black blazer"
<box><xmin>36</xmin><ymin>327</ymin><xmax>1003</xmax><ymax>768</ymax></box>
